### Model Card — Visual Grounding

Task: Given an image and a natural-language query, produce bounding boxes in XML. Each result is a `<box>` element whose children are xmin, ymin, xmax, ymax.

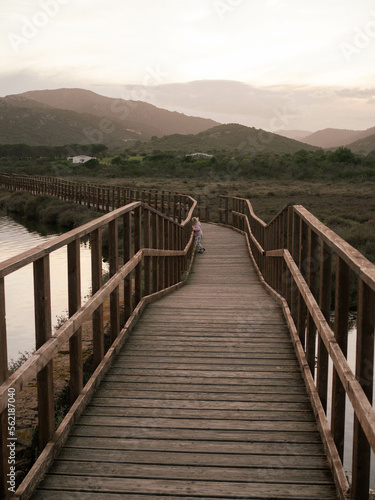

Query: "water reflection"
<box><xmin>0</xmin><ymin>214</ymin><xmax>103</xmax><ymax>362</ymax></box>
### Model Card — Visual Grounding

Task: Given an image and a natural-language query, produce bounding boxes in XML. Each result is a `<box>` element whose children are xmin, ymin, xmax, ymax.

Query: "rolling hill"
<box><xmin>278</xmin><ymin>126</ymin><xmax>375</xmax><ymax>152</ymax></box>
<box><xmin>0</xmin><ymin>89</ymin><xmax>219</xmax><ymax>148</ymax></box>
<box><xmin>346</xmin><ymin>133</ymin><xmax>375</xmax><ymax>154</ymax></box>
<box><xmin>133</xmin><ymin>123</ymin><xmax>320</xmax><ymax>155</ymax></box>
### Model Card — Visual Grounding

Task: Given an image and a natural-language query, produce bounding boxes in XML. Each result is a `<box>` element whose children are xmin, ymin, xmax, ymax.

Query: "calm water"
<box><xmin>0</xmin><ymin>214</ymin><xmax>97</xmax><ymax>363</ymax></box>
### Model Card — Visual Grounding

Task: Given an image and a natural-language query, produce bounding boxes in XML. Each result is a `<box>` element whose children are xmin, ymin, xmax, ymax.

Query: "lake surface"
<box><xmin>0</xmin><ymin>214</ymin><xmax>101</xmax><ymax>363</ymax></box>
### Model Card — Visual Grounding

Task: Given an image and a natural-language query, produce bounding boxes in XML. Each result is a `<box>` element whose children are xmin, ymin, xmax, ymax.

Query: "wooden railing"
<box><xmin>0</xmin><ymin>174</ymin><xmax>209</xmax><ymax>222</ymax></box>
<box><xmin>0</xmin><ymin>194</ymin><xmax>197</xmax><ymax>500</ymax></box>
<box><xmin>219</xmin><ymin>196</ymin><xmax>375</xmax><ymax>500</ymax></box>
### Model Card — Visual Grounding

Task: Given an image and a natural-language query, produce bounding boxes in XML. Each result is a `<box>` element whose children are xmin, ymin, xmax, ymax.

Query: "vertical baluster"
<box><xmin>109</xmin><ymin>219</ymin><xmax>120</xmax><ymax>343</ymax></box>
<box><xmin>68</xmin><ymin>240</ymin><xmax>82</xmax><ymax>404</ymax></box>
<box><xmin>305</xmin><ymin>230</ymin><xmax>319</xmax><ymax>375</ymax></box>
<box><xmin>331</xmin><ymin>256</ymin><xmax>350</xmax><ymax>461</ymax></box>
<box><xmin>351</xmin><ymin>279</ymin><xmax>375</xmax><ymax>499</ymax></box>
<box><xmin>143</xmin><ymin>208</ymin><xmax>151</xmax><ymax>296</ymax></box>
<box><xmin>123</xmin><ymin>211</ymin><xmax>132</xmax><ymax>322</ymax></box>
<box><xmin>91</xmin><ymin>228</ymin><xmax>104</xmax><ymax>368</ymax></box>
<box><xmin>164</xmin><ymin>221</ymin><xmax>170</xmax><ymax>288</ymax></box>
<box><xmin>152</xmin><ymin>212</ymin><xmax>159</xmax><ymax>293</ymax></box>
<box><xmin>317</xmin><ymin>241</ymin><xmax>332</xmax><ymax>412</ymax></box>
<box><xmin>158</xmin><ymin>216</ymin><xmax>165</xmax><ymax>291</ymax></box>
<box><xmin>297</xmin><ymin>220</ymin><xmax>308</xmax><ymax>348</ymax></box>
<box><xmin>134</xmin><ymin>206</ymin><xmax>142</xmax><ymax>305</ymax></box>
<box><xmin>34</xmin><ymin>256</ymin><xmax>54</xmax><ymax>451</ymax></box>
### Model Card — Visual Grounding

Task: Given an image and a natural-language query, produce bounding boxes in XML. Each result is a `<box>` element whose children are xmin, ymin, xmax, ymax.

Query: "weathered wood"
<box><xmin>34</xmin><ymin>256</ymin><xmax>55</xmax><ymax>451</ymax></box>
<box><xmin>351</xmin><ymin>279</ymin><xmax>375</xmax><ymax>500</ymax></box>
<box><xmin>67</xmin><ymin>240</ymin><xmax>82</xmax><ymax>404</ymax></box>
<box><xmin>331</xmin><ymin>256</ymin><xmax>350</xmax><ymax>461</ymax></box>
<box><xmin>123</xmin><ymin>211</ymin><xmax>132</xmax><ymax>322</ymax></box>
<box><xmin>90</xmin><ymin>228</ymin><xmax>104</xmax><ymax>368</ymax></box>
<box><xmin>109</xmin><ymin>219</ymin><xmax>120</xmax><ymax>343</ymax></box>
<box><xmin>317</xmin><ymin>240</ymin><xmax>332</xmax><ymax>412</ymax></box>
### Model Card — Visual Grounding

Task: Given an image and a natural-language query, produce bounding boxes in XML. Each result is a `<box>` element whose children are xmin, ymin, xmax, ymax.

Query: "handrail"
<box><xmin>0</xmin><ymin>191</ymin><xmax>197</xmax><ymax>500</ymax></box>
<box><xmin>220</xmin><ymin>195</ymin><xmax>375</xmax><ymax>500</ymax></box>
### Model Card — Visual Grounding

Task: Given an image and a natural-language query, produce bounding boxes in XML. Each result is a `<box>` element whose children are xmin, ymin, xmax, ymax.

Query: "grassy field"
<box><xmin>68</xmin><ymin>174</ymin><xmax>375</xmax><ymax>265</ymax></box>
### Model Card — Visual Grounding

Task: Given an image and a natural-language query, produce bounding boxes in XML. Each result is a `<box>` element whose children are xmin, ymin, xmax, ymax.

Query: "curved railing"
<box><xmin>220</xmin><ymin>196</ymin><xmax>375</xmax><ymax>500</ymax></box>
<box><xmin>0</xmin><ymin>192</ymin><xmax>197</xmax><ymax>499</ymax></box>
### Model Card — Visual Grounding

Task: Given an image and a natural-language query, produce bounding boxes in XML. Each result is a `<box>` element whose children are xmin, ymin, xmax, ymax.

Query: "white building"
<box><xmin>67</xmin><ymin>155</ymin><xmax>96</xmax><ymax>164</ymax></box>
<box><xmin>186</xmin><ymin>153</ymin><xmax>213</xmax><ymax>159</ymax></box>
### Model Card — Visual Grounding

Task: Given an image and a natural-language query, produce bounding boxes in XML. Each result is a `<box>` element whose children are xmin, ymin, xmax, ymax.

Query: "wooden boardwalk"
<box><xmin>32</xmin><ymin>224</ymin><xmax>339</xmax><ymax>499</ymax></box>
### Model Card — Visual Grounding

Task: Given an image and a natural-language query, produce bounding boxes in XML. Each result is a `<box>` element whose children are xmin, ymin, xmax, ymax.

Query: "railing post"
<box><xmin>152</xmin><ymin>212</ymin><xmax>159</xmax><ymax>294</ymax></box>
<box><xmin>123</xmin><ymin>211</ymin><xmax>132</xmax><ymax>322</ymax></box>
<box><xmin>0</xmin><ymin>278</ymin><xmax>9</xmax><ymax>500</ymax></box>
<box><xmin>109</xmin><ymin>219</ymin><xmax>120</xmax><ymax>343</ymax></box>
<box><xmin>134</xmin><ymin>205</ymin><xmax>142</xmax><ymax>305</ymax></box>
<box><xmin>305</xmin><ymin>229</ymin><xmax>319</xmax><ymax>374</ymax></box>
<box><xmin>351</xmin><ymin>279</ymin><xmax>375</xmax><ymax>500</ymax></box>
<box><xmin>224</xmin><ymin>197</ymin><xmax>229</xmax><ymax>225</ymax></box>
<box><xmin>331</xmin><ymin>256</ymin><xmax>350</xmax><ymax>461</ymax></box>
<box><xmin>158</xmin><ymin>216</ymin><xmax>165</xmax><ymax>291</ymax></box>
<box><xmin>164</xmin><ymin>221</ymin><xmax>171</xmax><ymax>288</ymax></box>
<box><xmin>91</xmin><ymin>228</ymin><xmax>104</xmax><ymax>368</ymax></box>
<box><xmin>143</xmin><ymin>208</ymin><xmax>151</xmax><ymax>296</ymax></box>
<box><xmin>67</xmin><ymin>240</ymin><xmax>83</xmax><ymax>404</ymax></box>
<box><xmin>33</xmin><ymin>256</ymin><xmax>55</xmax><ymax>452</ymax></box>
<box><xmin>289</xmin><ymin>210</ymin><xmax>300</xmax><ymax>326</ymax></box>
<box><xmin>317</xmin><ymin>241</ymin><xmax>332</xmax><ymax>412</ymax></box>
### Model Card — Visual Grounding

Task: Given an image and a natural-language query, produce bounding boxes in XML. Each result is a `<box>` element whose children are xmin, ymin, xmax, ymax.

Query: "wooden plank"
<box><xmin>76</xmin><ymin>415</ymin><xmax>319</xmax><ymax>433</ymax></box>
<box><xmin>34</xmin><ymin>475</ymin><xmax>339</xmax><ymax>499</ymax></box>
<box><xmin>70</xmin><ymin>424</ymin><xmax>322</xmax><ymax>443</ymax></box>
<box><xmin>82</xmin><ymin>406</ymin><xmax>316</xmax><ymax>421</ymax></box>
<box><xmin>86</xmin><ymin>397</ymin><xmax>312</xmax><ymax>412</ymax></box>
<box><xmin>53</xmin><ymin>446</ymin><xmax>332</xmax><ymax>469</ymax></box>
<box><xmin>48</xmin><ymin>460</ymin><xmax>334</xmax><ymax>484</ymax></box>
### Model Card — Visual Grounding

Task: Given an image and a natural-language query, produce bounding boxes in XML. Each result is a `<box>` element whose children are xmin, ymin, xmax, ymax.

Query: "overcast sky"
<box><xmin>1</xmin><ymin>0</ymin><xmax>375</xmax><ymax>131</ymax></box>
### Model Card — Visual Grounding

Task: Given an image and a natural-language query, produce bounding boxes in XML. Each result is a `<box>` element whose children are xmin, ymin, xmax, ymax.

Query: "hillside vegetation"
<box><xmin>1</xmin><ymin>89</ymin><xmax>218</xmax><ymax>148</ymax></box>
<box><xmin>132</xmin><ymin>123</ymin><xmax>319</xmax><ymax>155</ymax></box>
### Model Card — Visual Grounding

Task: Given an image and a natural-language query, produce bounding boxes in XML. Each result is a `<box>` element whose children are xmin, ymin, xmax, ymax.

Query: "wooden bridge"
<box><xmin>1</xmin><ymin>175</ymin><xmax>375</xmax><ymax>499</ymax></box>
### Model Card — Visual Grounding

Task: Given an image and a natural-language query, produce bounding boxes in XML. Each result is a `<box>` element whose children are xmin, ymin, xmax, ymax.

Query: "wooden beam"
<box><xmin>33</xmin><ymin>256</ymin><xmax>54</xmax><ymax>451</ymax></box>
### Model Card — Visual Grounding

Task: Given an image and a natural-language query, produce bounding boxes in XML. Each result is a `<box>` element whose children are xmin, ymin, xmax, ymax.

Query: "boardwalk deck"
<box><xmin>32</xmin><ymin>224</ymin><xmax>339</xmax><ymax>499</ymax></box>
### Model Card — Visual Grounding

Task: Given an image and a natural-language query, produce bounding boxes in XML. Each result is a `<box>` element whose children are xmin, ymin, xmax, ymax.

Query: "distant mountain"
<box><xmin>275</xmin><ymin>129</ymin><xmax>312</xmax><ymax>141</ymax></box>
<box><xmin>301</xmin><ymin>126</ymin><xmax>375</xmax><ymax>149</ymax></box>
<box><xmin>0</xmin><ymin>89</ymin><xmax>219</xmax><ymax>148</ymax></box>
<box><xmin>133</xmin><ymin>123</ymin><xmax>319</xmax><ymax>155</ymax></box>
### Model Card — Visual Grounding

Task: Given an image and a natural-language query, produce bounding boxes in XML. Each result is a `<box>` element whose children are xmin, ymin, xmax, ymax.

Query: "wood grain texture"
<box><xmin>32</xmin><ymin>224</ymin><xmax>338</xmax><ymax>500</ymax></box>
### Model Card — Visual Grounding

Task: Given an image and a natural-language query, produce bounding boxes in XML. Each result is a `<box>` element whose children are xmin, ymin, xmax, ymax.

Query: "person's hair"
<box><xmin>192</xmin><ymin>217</ymin><xmax>198</xmax><ymax>224</ymax></box>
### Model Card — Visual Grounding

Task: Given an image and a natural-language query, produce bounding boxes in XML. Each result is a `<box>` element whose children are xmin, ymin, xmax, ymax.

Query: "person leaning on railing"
<box><xmin>192</xmin><ymin>217</ymin><xmax>205</xmax><ymax>253</ymax></box>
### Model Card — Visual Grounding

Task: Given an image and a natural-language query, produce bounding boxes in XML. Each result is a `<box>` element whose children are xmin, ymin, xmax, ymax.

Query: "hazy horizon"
<box><xmin>2</xmin><ymin>1</ymin><xmax>375</xmax><ymax>132</ymax></box>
